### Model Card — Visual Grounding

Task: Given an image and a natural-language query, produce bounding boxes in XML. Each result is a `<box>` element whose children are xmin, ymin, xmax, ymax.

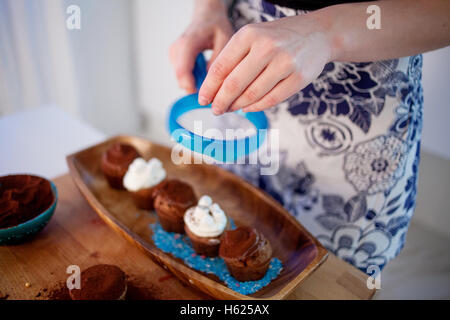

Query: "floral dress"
<box><xmin>220</xmin><ymin>0</ymin><xmax>423</xmax><ymax>273</ymax></box>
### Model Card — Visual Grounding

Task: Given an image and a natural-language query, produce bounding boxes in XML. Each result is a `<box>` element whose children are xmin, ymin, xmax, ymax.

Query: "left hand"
<box><xmin>197</xmin><ymin>15</ymin><xmax>332</xmax><ymax>114</ymax></box>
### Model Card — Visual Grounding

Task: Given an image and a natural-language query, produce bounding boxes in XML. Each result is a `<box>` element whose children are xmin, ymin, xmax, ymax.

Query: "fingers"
<box><xmin>208</xmin><ymin>32</ymin><xmax>231</xmax><ymax>70</ymax></box>
<box><xmin>209</xmin><ymin>49</ymin><xmax>271</xmax><ymax>115</ymax></box>
<box><xmin>242</xmin><ymin>72</ymin><xmax>304</xmax><ymax>112</ymax></box>
<box><xmin>229</xmin><ymin>58</ymin><xmax>293</xmax><ymax>112</ymax></box>
<box><xmin>170</xmin><ymin>36</ymin><xmax>202</xmax><ymax>94</ymax></box>
<box><xmin>198</xmin><ymin>32</ymin><xmax>251</xmax><ymax>107</ymax></box>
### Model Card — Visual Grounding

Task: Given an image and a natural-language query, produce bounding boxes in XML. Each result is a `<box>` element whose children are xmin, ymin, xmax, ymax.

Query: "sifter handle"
<box><xmin>193</xmin><ymin>53</ymin><xmax>208</xmax><ymax>91</ymax></box>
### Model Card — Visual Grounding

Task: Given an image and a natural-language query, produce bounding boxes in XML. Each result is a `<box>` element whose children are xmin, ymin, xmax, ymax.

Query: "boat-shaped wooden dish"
<box><xmin>67</xmin><ymin>135</ymin><xmax>328</xmax><ymax>299</ymax></box>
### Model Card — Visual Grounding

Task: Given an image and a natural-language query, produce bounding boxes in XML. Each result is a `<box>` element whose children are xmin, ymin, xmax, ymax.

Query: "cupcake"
<box><xmin>101</xmin><ymin>143</ymin><xmax>141</xmax><ymax>189</ymax></box>
<box><xmin>184</xmin><ymin>195</ymin><xmax>227</xmax><ymax>257</ymax></box>
<box><xmin>153</xmin><ymin>179</ymin><xmax>196</xmax><ymax>233</ymax></box>
<box><xmin>123</xmin><ymin>158</ymin><xmax>166</xmax><ymax>210</ymax></box>
<box><xmin>69</xmin><ymin>264</ymin><xmax>127</xmax><ymax>300</ymax></box>
<box><xmin>219</xmin><ymin>226</ymin><xmax>273</xmax><ymax>281</ymax></box>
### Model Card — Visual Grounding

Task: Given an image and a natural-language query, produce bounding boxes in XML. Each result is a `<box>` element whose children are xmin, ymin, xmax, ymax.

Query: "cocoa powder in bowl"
<box><xmin>0</xmin><ymin>175</ymin><xmax>54</xmax><ymax>229</ymax></box>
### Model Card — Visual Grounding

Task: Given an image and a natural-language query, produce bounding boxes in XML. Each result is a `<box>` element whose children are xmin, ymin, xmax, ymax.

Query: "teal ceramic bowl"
<box><xmin>0</xmin><ymin>178</ymin><xmax>58</xmax><ymax>245</ymax></box>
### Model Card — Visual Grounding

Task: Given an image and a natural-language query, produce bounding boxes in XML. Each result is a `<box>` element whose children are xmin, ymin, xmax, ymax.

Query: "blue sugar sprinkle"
<box><xmin>150</xmin><ymin>222</ymin><xmax>283</xmax><ymax>296</ymax></box>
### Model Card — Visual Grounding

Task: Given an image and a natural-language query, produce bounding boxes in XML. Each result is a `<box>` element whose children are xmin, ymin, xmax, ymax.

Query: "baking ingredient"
<box><xmin>0</xmin><ymin>175</ymin><xmax>53</xmax><ymax>229</ymax></box>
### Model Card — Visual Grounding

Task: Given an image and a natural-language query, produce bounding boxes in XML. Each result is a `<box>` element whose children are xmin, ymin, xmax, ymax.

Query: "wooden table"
<box><xmin>0</xmin><ymin>174</ymin><xmax>375</xmax><ymax>300</ymax></box>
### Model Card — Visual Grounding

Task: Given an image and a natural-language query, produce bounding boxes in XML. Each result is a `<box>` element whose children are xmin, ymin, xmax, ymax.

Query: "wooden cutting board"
<box><xmin>0</xmin><ymin>174</ymin><xmax>375</xmax><ymax>300</ymax></box>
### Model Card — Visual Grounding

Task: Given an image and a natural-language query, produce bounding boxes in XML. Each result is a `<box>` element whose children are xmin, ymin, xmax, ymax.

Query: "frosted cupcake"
<box><xmin>123</xmin><ymin>158</ymin><xmax>166</xmax><ymax>210</ymax></box>
<box><xmin>219</xmin><ymin>226</ymin><xmax>273</xmax><ymax>281</ymax></box>
<box><xmin>101</xmin><ymin>143</ymin><xmax>141</xmax><ymax>189</ymax></box>
<box><xmin>184</xmin><ymin>195</ymin><xmax>227</xmax><ymax>257</ymax></box>
<box><xmin>153</xmin><ymin>179</ymin><xmax>197</xmax><ymax>233</ymax></box>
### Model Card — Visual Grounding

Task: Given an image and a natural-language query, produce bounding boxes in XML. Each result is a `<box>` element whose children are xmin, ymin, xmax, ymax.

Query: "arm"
<box><xmin>197</xmin><ymin>0</ymin><xmax>450</xmax><ymax>114</ymax></box>
<box><xmin>324</xmin><ymin>0</ymin><xmax>450</xmax><ymax>62</ymax></box>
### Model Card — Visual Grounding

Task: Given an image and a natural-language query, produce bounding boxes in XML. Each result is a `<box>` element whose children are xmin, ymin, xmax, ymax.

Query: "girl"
<box><xmin>169</xmin><ymin>0</ymin><xmax>450</xmax><ymax>273</ymax></box>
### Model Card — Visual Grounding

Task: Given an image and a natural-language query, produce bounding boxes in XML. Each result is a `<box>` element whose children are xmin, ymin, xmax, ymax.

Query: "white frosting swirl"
<box><xmin>123</xmin><ymin>157</ymin><xmax>166</xmax><ymax>192</ymax></box>
<box><xmin>184</xmin><ymin>195</ymin><xmax>227</xmax><ymax>238</ymax></box>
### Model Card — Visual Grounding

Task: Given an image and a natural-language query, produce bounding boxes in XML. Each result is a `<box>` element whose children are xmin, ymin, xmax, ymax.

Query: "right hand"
<box><xmin>169</xmin><ymin>0</ymin><xmax>233</xmax><ymax>94</ymax></box>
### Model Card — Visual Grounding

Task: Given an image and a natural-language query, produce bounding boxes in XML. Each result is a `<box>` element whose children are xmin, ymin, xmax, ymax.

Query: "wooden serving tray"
<box><xmin>66</xmin><ymin>135</ymin><xmax>328</xmax><ymax>300</ymax></box>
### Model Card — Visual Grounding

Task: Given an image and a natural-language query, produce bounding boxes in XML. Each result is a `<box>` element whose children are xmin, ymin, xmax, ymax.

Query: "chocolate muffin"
<box><xmin>154</xmin><ymin>179</ymin><xmax>197</xmax><ymax>233</ymax></box>
<box><xmin>184</xmin><ymin>195</ymin><xmax>227</xmax><ymax>257</ymax></box>
<box><xmin>69</xmin><ymin>264</ymin><xmax>127</xmax><ymax>300</ymax></box>
<box><xmin>123</xmin><ymin>158</ymin><xmax>167</xmax><ymax>210</ymax></box>
<box><xmin>101</xmin><ymin>143</ymin><xmax>141</xmax><ymax>189</ymax></box>
<box><xmin>129</xmin><ymin>182</ymin><xmax>165</xmax><ymax>210</ymax></box>
<box><xmin>219</xmin><ymin>226</ymin><xmax>273</xmax><ymax>282</ymax></box>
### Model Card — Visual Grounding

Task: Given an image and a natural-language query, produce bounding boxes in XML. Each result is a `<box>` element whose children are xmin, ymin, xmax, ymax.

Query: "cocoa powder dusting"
<box><xmin>219</xmin><ymin>226</ymin><xmax>259</xmax><ymax>258</ymax></box>
<box><xmin>40</xmin><ymin>281</ymin><xmax>71</xmax><ymax>300</ymax></box>
<box><xmin>0</xmin><ymin>290</ymin><xmax>9</xmax><ymax>300</ymax></box>
<box><xmin>154</xmin><ymin>179</ymin><xmax>197</xmax><ymax>213</ymax></box>
<box><xmin>0</xmin><ymin>175</ymin><xmax>54</xmax><ymax>229</ymax></box>
<box><xmin>125</xmin><ymin>277</ymin><xmax>164</xmax><ymax>300</ymax></box>
<box><xmin>69</xmin><ymin>264</ymin><xmax>126</xmax><ymax>300</ymax></box>
<box><xmin>38</xmin><ymin>267</ymin><xmax>164</xmax><ymax>300</ymax></box>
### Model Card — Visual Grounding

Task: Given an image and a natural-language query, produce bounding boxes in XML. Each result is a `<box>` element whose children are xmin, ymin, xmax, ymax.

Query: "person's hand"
<box><xmin>169</xmin><ymin>0</ymin><xmax>233</xmax><ymax>94</ymax></box>
<box><xmin>197</xmin><ymin>15</ymin><xmax>333</xmax><ymax>114</ymax></box>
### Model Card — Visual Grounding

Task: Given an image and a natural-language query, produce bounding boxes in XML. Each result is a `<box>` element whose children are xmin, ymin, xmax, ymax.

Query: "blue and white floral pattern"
<box><xmin>287</xmin><ymin>60</ymin><xmax>401</xmax><ymax>134</ymax></box>
<box><xmin>315</xmin><ymin>193</ymin><xmax>368</xmax><ymax>231</ymax></box>
<box><xmin>344</xmin><ymin>135</ymin><xmax>408</xmax><ymax>194</ymax></box>
<box><xmin>317</xmin><ymin>225</ymin><xmax>391</xmax><ymax>271</ymax></box>
<box><xmin>221</xmin><ymin>153</ymin><xmax>320</xmax><ymax>216</ymax></box>
<box><xmin>222</xmin><ymin>0</ymin><xmax>423</xmax><ymax>274</ymax></box>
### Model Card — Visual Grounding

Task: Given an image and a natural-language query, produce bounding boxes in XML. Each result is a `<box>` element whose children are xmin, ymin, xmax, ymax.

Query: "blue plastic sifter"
<box><xmin>167</xmin><ymin>53</ymin><xmax>268</xmax><ymax>163</ymax></box>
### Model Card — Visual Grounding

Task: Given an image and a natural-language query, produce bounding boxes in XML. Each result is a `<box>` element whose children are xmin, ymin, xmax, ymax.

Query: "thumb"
<box><xmin>171</xmin><ymin>39</ymin><xmax>201</xmax><ymax>94</ymax></box>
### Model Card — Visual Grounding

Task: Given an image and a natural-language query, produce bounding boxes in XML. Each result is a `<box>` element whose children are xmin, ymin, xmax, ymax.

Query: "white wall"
<box><xmin>422</xmin><ymin>47</ymin><xmax>450</xmax><ymax>160</ymax></box>
<box><xmin>132</xmin><ymin>0</ymin><xmax>193</xmax><ymax>145</ymax></box>
<box><xmin>0</xmin><ymin>0</ymin><xmax>79</xmax><ymax>116</ymax></box>
<box><xmin>0</xmin><ymin>0</ymin><xmax>139</xmax><ymax>136</ymax></box>
<box><xmin>63</xmin><ymin>0</ymin><xmax>139</xmax><ymax>135</ymax></box>
<box><xmin>414</xmin><ymin>150</ymin><xmax>450</xmax><ymax>237</ymax></box>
